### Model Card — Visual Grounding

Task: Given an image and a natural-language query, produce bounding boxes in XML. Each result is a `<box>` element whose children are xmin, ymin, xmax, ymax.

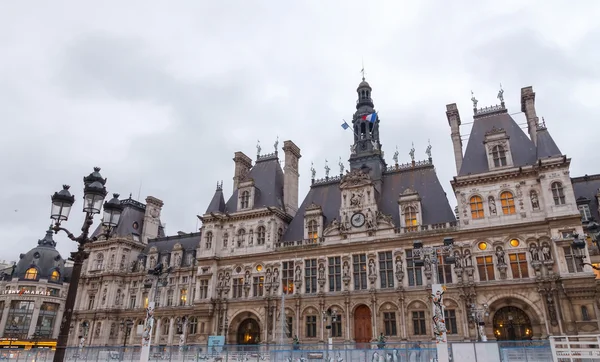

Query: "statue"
<box><xmin>256</xmin><ymin>140</ymin><xmax>261</xmax><ymax>157</ymax></box>
<box><xmin>495</xmin><ymin>247</ymin><xmax>506</xmax><ymax>265</ymax></box>
<box><xmin>341</xmin><ymin>212</ymin><xmax>350</xmax><ymax>231</ymax></box>
<box><xmin>542</xmin><ymin>243</ymin><xmax>552</xmax><ymax>261</ymax></box>
<box><xmin>497</xmin><ymin>83</ymin><xmax>504</xmax><ymax>103</ymax></box>
<box><xmin>244</xmin><ymin>270</ymin><xmax>251</xmax><ymax>285</ymax></box>
<box><xmin>488</xmin><ymin>196</ymin><xmax>497</xmax><ymax>215</ymax></box>
<box><xmin>343</xmin><ymin>261</ymin><xmax>350</xmax><ymax>277</ymax></box>
<box><xmin>274</xmin><ymin>136</ymin><xmax>279</xmax><ymax>153</ymax></box>
<box><xmin>409</xmin><ymin>143</ymin><xmax>415</xmax><ymax>161</ymax></box>
<box><xmin>318</xmin><ymin>264</ymin><xmax>325</xmax><ymax>279</ymax></box>
<box><xmin>471</xmin><ymin>90</ymin><xmax>478</xmax><ymax>109</ymax></box>
<box><xmin>350</xmin><ymin>143</ymin><xmax>357</xmax><ymax>154</ymax></box>
<box><xmin>295</xmin><ymin>265</ymin><xmax>302</xmax><ymax>282</ymax></box>
<box><xmin>453</xmin><ymin>251</ymin><xmax>463</xmax><ymax>268</ymax></box>
<box><xmin>265</xmin><ymin>269</ymin><xmax>272</xmax><ymax>284</ymax></box>
<box><xmin>393</xmin><ymin>146</ymin><xmax>399</xmax><ymax>165</ymax></box>
<box><xmin>395</xmin><ymin>257</ymin><xmax>403</xmax><ymax>280</ymax></box>
<box><xmin>530</xmin><ymin>191</ymin><xmax>540</xmax><ymax>209</ymax></box>
<box><xmin>310</xmin><ymin>162</ymin><xmax>316</xmax><ymax>180</ymax></box>
<box><xmin>530</xmin><ymin>244</ymin><xmax>540</xmax><ymax>261</ymax></box>
<box><xmin>324</xmin><ymin>160</ymin><xmax>331</xmax><ymax>178</ymax></box>
<box><xmin>350</xmin><ymin>191</ymin><xmax>363</xmax><ymax>208</ymax></box>
<box><xmin>464</xmin><ymin>250</ymin><xmax>473</xmax><ymax>267</ymax></box>
<box><xmin>175</xmin><ymin>254</ymin><xmax>181</xmax><ymax>266</ymax></box>
<box><xmin>368</xmin><ymin>259</ymin><xmax>376</xmax><ymax>276</ymax></box>
<box><xmin>338</xmin><ymin>157</ymin><xmax>345</xmax><ymax>175</ymax></box>
<box><xmin>425</xmin><ymin>142</ymin><xmax>432</xmax><ymax>159</ymax></box>
<box><xmin>366</xmin><ymin>208</ymin><xmax>375</xmax><ymax>229</ymax></box>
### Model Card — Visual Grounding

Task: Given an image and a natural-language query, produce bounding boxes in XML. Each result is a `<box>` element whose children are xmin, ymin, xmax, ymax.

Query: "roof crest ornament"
<box><xmin>310</xmin><ymin>162</ymin><xmax>316</xmax><ymax>181</ymax></box>
<box><xmin>409</xmin><ymin>142</ymin><xmax>415</xmax><ymax>162</ymax></box>
<box><xmin>426</xmin><ymin>139</ymin><xmax>432</xmax><ymax>161</ymax></box>
<box><xmin>497</xmin><ymin>83</ymin><xmax>505</xmax><ymax>104</ymax></box>
<box><xmin>361</xmin><ymin>59</ymin><xmax>366</xmax><ymax>81</ymax></box>
<box><xmin>393</xmin><ymin>146</ymin><xmax>399</xmax><ymax>166</ymax></box>
<box><xmin>256</xmin><ymin>140</ymin><xmax>261</xmax><ymax>159</ymax></box>
<box><xmin>274</xmin><ymin>136</ymin><xmax>279</xmax><ymax>156</ymax></box>
<box><xmin>338</xmin><ymin>157</ymin><xmax>345</xmax><ymax>175</ymax></box>
<box><xmin>216</xmin><ymin>181</ymin><xmax>223</xmax><ymax>191</ymax></box>
<box><xmin>324</xmin><ymin>159</ymin><xmax>331</xmax><ymax>179</ymax></box>
<box><xmin>471</xmin><ymin>90</ymin><xmax>478</xmax><ymax>111</ymax></box>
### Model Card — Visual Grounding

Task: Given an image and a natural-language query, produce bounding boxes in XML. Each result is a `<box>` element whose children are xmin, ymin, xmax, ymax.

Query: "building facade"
<box><xmin>68</xmin><ymin>79</ymin><xmax>600</xmax><ymax>348</ymax></box>
<box><xmin>0</xmin><ymin>228</ymin><xmax>71</xmax><ymax>349</ymax></box>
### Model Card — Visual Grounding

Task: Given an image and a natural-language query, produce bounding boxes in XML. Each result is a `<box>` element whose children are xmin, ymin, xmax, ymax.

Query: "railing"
<box><xmin>275</xmin><ymin>238</ymin><xmax>324</xmax><ymax>250</ymax></box>
<box><xmin>385</xmin><ymin>159</ymin><xmax>432</xmax><ymax>173</ymax></box>
<box><xmin>549</xmin><ymin>334</ymin><xmax>600</xmax><ymax>361</ymax></box>
<box><xmin>395</xmin><ymin>221</ymin><xmax>459</xmax><ymax>234</ymax></box>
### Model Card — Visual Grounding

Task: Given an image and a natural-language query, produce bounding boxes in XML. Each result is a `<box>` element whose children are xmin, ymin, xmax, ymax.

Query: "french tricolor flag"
<box><xmin>361</xmin><ymin>112</ymin><xmax>377</xmax><ymax>123</ymax></box>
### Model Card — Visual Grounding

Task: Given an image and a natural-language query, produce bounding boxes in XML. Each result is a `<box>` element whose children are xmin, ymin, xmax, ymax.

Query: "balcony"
<box><xmin>395</xmin><ymin>221</ymin><xmax>459</xmax><ymax>235</ymax></box>
<box><xmin>275</xmin><ymin>238</ymin><xmax>324</xmax><ymax>250</ymax></box>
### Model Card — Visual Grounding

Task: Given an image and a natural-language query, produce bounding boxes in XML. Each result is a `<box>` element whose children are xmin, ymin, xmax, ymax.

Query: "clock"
<box><xmin>351</xmin><ymin>212</ymin><xmax>366</xmax><ymax>228</ymax></box>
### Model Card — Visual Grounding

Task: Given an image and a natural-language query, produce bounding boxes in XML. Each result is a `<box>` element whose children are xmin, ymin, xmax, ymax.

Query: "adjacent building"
<box><xmin>68</xmin><ymin>79</ymin><xmax>600</xmax><ymax>348</ymax></box>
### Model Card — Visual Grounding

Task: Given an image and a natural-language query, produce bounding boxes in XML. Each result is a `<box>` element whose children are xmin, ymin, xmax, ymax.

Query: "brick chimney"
<box><xmin>282</xmin><ymin>140</ymin><xmax>302</xmax><ymax>217</ymax></box>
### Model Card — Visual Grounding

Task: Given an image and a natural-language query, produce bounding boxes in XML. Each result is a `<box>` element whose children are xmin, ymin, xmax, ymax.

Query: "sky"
<box><xmin>1</xmin><ymin>1</ymin><xmax>599</xmax><ymax>262</ymax></box>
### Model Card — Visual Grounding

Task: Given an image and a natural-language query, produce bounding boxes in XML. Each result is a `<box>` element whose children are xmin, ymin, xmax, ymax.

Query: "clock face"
<box><xmin>351</xmin><ymin>212</ymin><xmax>366</xmax><ymax>227</ymax></box>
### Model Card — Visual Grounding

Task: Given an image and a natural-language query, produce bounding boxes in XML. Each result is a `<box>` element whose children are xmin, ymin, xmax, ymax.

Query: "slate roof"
<box><xmin>572</xmin><ymin>174</ymin><xmax>600</xmax><ymax>222</ymax></box>
<box><xmin>282</xmin><ymin>164</ymin><xmax>456</xmax><ymax>241</ymax></box>
<box><xmin>143</xmin><ymin>232</ymin><xmax>201</xmax><ymax>254</ymax></box>
<box><xmin>459</xmin><ymin>111</ymin><xmax>537</xmax><ymax>176</ymax></box>
<box><xmin>536</xmin><ymin>127</ymin><xmax>562</xmax><ymax>158</ymax></box>
<box><xmin>206</xmin><ymin>187</ymin><xmax>226</xmax><ymax>213</ymax></box>
<box><xmin>91</xmin><ymin>197</ymin><xmax>165</xmax><ymax>239</ymax></box>
<box><xmin>223</xmin><ymin>156</ymin><xmax>285</xmax><ymax>212</ymax></box>
<box><xmin>15</xmin><ymin>228</ymin><xmax>68</xmax><ymax>282</ymax></box>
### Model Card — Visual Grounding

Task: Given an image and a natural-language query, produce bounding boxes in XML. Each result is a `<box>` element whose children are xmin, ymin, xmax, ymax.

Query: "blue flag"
<box><xmin>341</xmin><ymin>121</ymin><xmax>350</xmax><ymax>130</ymax></box>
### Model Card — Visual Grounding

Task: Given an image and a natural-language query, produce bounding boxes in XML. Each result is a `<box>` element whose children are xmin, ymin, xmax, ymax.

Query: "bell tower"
<box><xmin>348</xmin><ymin>77</ymin><xmax>386</xmax><ymax>190</ymax></box>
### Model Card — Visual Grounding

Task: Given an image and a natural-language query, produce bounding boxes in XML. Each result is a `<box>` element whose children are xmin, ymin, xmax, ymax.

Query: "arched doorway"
<box><xmin>493</xmin><ymin>306</ymin><xmax>533</xmax><ymax>341</ymax></box>
<box><xmin>353</xmin><ymin>305</ymin><xmax>372</xmax><ymax>344</ymax></box>
<box><xmin>237</xmin><ymin>318</ymin><xmax>260</xmax><ymax>345</ymax></box>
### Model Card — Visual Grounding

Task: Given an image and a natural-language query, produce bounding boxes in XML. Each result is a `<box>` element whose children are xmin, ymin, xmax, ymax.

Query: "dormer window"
<box><xmin>25</xmin><ymin>267</ymin><xmax>38</xmax><ymax>280</ymax></box>
<box><xmin>404</xmin><ymin>206</ymin><xmax>418</xmax><ymax>229</ymax></box>
<box><xmin>205</xmin><ymin>232</ymin><xmax>213</xmax><ymax>249</ymax></box>
<box><xmin>240</xmin><ymin>191</ymin><xmax>250</xmax><ymax>209</ymax></box>
<box><xmin>492</xmin><ymin>145</ymin><xmax>507</xmax><ymax>167</ymax></box>
<box><xmin>49</xmin><ymin>270</ymin><xmax>60</xmax><ymax>282</ymax></box>
<box><xmin>578</xmin><ymin>204</ymin><xmax>591</xmax><ymax>222</ymax></box>
<box><xmin>307</xmin><ymin>220</ymin><xmax>318</xmax><ymax>240</ymax></box>
<box><xmin>551</xmin><ymin>182</ymin><xmax>565</xmax><ymax>205</ymax></box>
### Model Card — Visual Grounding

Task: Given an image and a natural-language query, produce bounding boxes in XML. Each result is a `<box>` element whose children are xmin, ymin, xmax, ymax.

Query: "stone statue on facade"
<box><xmin>295</xmin><ymin>265</ymin><xmax>302</xmax><ymax>282</ymax></box>
<box><xmin>495</xmin><ymin>246</ymin><xmax>506</xmax><ymax>265</ymax></box>
<box><xmin>393</xmin><ymin>146</ymin><xmax>399</xmax><ymax>165</ymax></box>
<box><xmin>274</xmin><ymin>136</ymin><xmax>279</xmax><ymax>153</ymax></box>
<box><xmin>310</xmin><ymin>162</ymin><xmax>316</xmax><ymax>180</ymax></box>
<box><xmin>350</xmin><ymin>191</ymin><xmax>363</xmax><ymax>208</ymax></box>
<box><xmin>338</xmin><ymin>157</ymin><xmax>345</xmax><ymax>175</ymax></box>
<box><xmin>453</xmin><ymin>251</ymin><xmax>463</xmax><ymax>268</ymax></box>
<box><xmin>368</xmin><ymin>259</ymin><xmax>376</xmax><ymax>276</ymax></box>
<box><xmin>426</xmin><ymin>142</ymin><xmax>432</xmax><ymax>159</ymax></box>
<box><xmin>464</xmin><ymin>250</ymin><xmax>473</xmax><ymax>267</ymax></box>
<box><xmin>366</xmin><ymin>208</ymin><xmax>375</xmax><ymax>230</ymax></box>
<box><xmin>318</xmin><ymin>263</ymin><xmax>325</xmax><ymax>280</ymax></box>
<box><xmin>324</xmin><ymin>160</ymin><xmax>331</xmax><ymax>178</ymax></box>
<box><xmin>395</xmin><ymin>257</ymin><xmax>403</xmax><ymax>281</ymax></box>
<box><xmin>497</xmin><ymin>83</ymin><xmax>504</xmax><ymax>103</ymax></box>
<box><xmin>530</xmin><ymin>244</ymin><xmax>540</xmax><ymax>261</ymax></box>
<box><xmin>343</xmin><ymin>261</ymin><xmax>350</xmax><ymax>277</ymax></box>
<box><xmin>409</xmin><ymin>143</ymin><xmax>415</xmax><ymax>161</ymax></box>
<box><xmin>530</xmin><ymin>191</ymin><xmax>540</xmax><ymax>209</ymax></box>
<box><xmin>265</xmin><ymin>269</ymin><xmax>272</xmax><ymax>284</ymax></box>
<box><xmin>471</xmin><ymin>90</ymin><xmax>478</xmax><ymax>109</ymax></box>
<box><xmin>488</xmin><ymin>196</ymin><xmax>497</xmax><ymax>215</ymax></box>
<box><xmin>542</xmin><ymin>243</ymin><xmax>552</xmax><ymax>261</ymax></box>
<box><xmin>256</xmin><ymin>140</ymin><xmax>261</xmax><ymax>157</ymax></box>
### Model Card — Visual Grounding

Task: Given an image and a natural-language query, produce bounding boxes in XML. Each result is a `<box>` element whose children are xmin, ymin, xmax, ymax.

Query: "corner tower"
<box><xmin>348</xmin><ymin>77</ymin><xmax>386</xmax><ymax>190</ymax></box>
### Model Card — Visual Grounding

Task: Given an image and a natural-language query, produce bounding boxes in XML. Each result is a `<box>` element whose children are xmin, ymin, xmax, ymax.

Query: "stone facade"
<box><xmin>68</xmin><ymin>81</ymin><xmax>600</xmax><ymax>348</ymax></box>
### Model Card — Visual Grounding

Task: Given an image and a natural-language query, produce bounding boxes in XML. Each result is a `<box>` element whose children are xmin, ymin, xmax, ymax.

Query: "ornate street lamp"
<box><xmin>571</xmin><ymin>234</ymin><xmax>600</xmax><ymax>271</ymax></box>
<box><xmin>50</xmin><ymin>167</ymin><xmax>123</xmax><ymax>362</ymax></box>
<box><xmin>120</xmin><ymin>319</ymin><xmax>134</xmax><ymax>348</ymax></box>
<box><xmin>322</xmin><ymin>308</ymin><xmax>338</xmax><ymax>359</ymax></box>
<box><xmin>468</xmin><ymin>303</ymin><xmax>490</xmax><ymax>341</ymax></box>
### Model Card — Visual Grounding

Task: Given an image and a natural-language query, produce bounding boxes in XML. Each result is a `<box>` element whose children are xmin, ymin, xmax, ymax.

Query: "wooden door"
<box><xmin>354</xmin><ymin>305</ymin><xmax>372</xmax><ymax>343</ymax></box>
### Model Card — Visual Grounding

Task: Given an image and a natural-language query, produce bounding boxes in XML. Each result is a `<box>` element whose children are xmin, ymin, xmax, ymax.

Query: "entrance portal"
<box><xmin>237</xmin><ymin>318</ymin><xmax>261</xmax><ymax>345</ymax></box>
<box><xmin>353</xmin><ymin>305</ymin><xmax>372</xmax><ymax>344</ymax></box>
<box><xmin>493</xmin><ymin>306</ymin><xmax>533</xmax><ymax>341</ymax></box>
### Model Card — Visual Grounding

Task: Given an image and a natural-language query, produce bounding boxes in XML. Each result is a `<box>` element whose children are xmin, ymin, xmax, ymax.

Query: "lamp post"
<box><xmin>468</xmin><ymin>303</ymin><xmax>490</xmax><ymax>342</ymax></box>
<box><xmin>50</xmin><ymin>167</ymin><xmax>124</xmax><ymax>362</ymax></box>
<box><xmin>120</xmin><ymin>319</ymin><xmax>134</xmax><ymax>348</ymax></box>
<box><xmin>140</xmin><ymin>263</ymin><xmax>171</xmax><ymax>362</ymax></box>
<box><xmin>571</xmin><ymin>234</ymin><xmax>600</xmax><ymax>271</ymax></box>
<box><xmin>322</xmin><ymin>308</ymin><xmax>337</xmax><ymax>360</ymax></box>
<box><xmin>412</xmin><ymin>237</ymin><xmax>456</xmax><ymax>362</ymax></box>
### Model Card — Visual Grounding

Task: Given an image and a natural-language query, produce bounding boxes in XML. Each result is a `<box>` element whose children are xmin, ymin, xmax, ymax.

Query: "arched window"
<box><xmin>500</xmin><ymin>192</ymin><xmax>516</xmax><ymax>215</ymax></box>
<box><xmin>551</xmin><ymin>182</ymin><xmax>565</xmax><ymax>205</ymax></box>
<box><xmin>256</xmin><ymin>226</ymin><xmax>266</xmax><ymax>245</ymax></box>
<box><xmin>307</xmin><ymin>220</ymin><xmax>318</xmax><ymax>240</ymax></box>
<box><xmin>237</xmin><ymin>229</ymin><xmax>246</xmax><ymax>247</ymax></box>
<box><xmin>277</xmin><ymin>228</ymin><xmax>283</xmax><ymax>242</ymax></box>
<box><xmin>188</xmin><ymin>317</ymin><xmax>198</xmax><ymax>335</ymax></box>
<box><xmin>49</xmin><ymin>270</ymin><xmax>60</xmax><ymax>282</ymax></box>
<box><xmin>469</xmin><ymin>196</ymin><xmax>484</xmax><ymax>219</ymax></box>
<box><xmin>95</xmin><ymin>253</ymin><xmax>104</xmax><ymax>270</ymax></box>
<box><xmin>492</xmin><ymin>145</ymin><xmax>507</xmax><ymax>167</ymax></box>
<box><xmin>404</xmin><ymin>206</ymin><xmax>418</xmax><ymax>230</ymax></box>
<box><xmin>24</xmin><ymin>267</ymin><xmax>38</xmax><ymax>280</ymax></box>
<box><xmin>223</xmin><ymin>233</ymin><xmax>228</xmax><ymax>248</ymax></box>
<box><xmin>205</xmin><ymin>232</ymin><xmax>213</xmax><ymax>249</ymax></box>
<box><xmin>240</xmin><ymin>191</ymin><xmax>250</xmax><ymax>209</ymax></box>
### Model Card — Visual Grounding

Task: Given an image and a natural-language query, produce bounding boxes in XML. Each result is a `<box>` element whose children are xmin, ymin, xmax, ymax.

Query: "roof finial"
<box><xmin>471</xmin><ymin>90</ymin><xmax>478</xmax><ymax>112</ymax></box>
<box><xmin>409</xmin><ymin>142</ymin><xmax>415</xmax><ymax>162</ymax></box>
<box><xmin>360</xmin><ymin>58</ymin><xmax>366</xmax><ymax>81</ymax></box>
<box><xmin>310</xmin><ymin>162</ymin><xmax>316</xmax><ymax>182</ymax></box>
<box><xmin>426</xmin><ymin>139</ymin><xmax>432</xmax><ymax>161</ymax></box>
<box><xmin>497</xmin><ymin>83</ymin><xmax>505</xmax><ymax>104</ymax></box>
<box><xmin>324</xmin><ymin>159</ymin><xmax>331</xmax><ymax>179</ymax></box>
<box><xmin>256</xmin><ymin>140</ymin><xmax>261</xmax><ymax>158</ymax></box>
<box><xmin>338</xmin><ymin>157</ymin><xmax>345</xmax><ymax>175</ymax></box>
<box><xmin>274</xmin><ymin>135</ymin><xmax>279</xmax><ymax>155</ymax></box>
<box><xmin>541</xmin><ymin>117</ymin><xmax>546</xmax><ymax>128</ymax></box>
<box><xmin>393</xmin><ymin>146</ymin><xmax>399</xmax><ymax>166</ymax></box>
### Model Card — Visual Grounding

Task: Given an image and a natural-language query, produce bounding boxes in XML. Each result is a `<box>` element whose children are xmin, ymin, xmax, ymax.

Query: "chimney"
<box><xmin>446</xmin><ymin>103</ymin><xmax>463</xmax><ymax>174</ymax></box>
<box><xmin>521</xmin><ymin>86</ymin><xmax>539</xmax><ymax>145</ymax></box>
<box><xmin>282</xmin><ymin>140</ymin><xmax>302</xmax><ymax>217</ymax></box>
<box><xmin>142</xmin><ymin>196</ymin><xmax>164</xmax><ymax>244</ymax></box>
<box><xmin>232</xmin><ymin>152</ymin><xmax>252</xmax><ymax>190</ymax></box>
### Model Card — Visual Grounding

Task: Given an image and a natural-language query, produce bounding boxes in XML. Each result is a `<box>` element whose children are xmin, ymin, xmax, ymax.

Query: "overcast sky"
<box><xmin>1</xmin><ymin>1</ymin><xmax>599</xmax><ymax>262</ymax></box>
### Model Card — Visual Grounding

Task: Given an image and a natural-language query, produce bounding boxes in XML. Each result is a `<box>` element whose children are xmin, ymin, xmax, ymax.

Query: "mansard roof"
<box><xmin>459</xmin><ymin>111</ymin><xmax>537</xmax><ymax>176</ymax></box>
<box><xmin>282</xmin><ymin>163</ymin><xmax>455</xmax><ymax>241</ymax></box>
<box><xmin>206</xmin><ymin>187</ymin><xmax>226</xmax><ymax>213</ymax></box>
<box><xmin>91</xmin><ymin>196</ymin><xmax>165</xmax><ymax>240</ymax></box>
<box><xmin>536</xmin><ymin>127</ymin><xmax>562</xmax><ymax>159</ymax></box>
<box><xmin>144</xmin><ymin>232</ymin><xmax>201</xmax><ymax>254</ymax></box>
<box><xmin>224</xmin><ymin>156</ymin><xmax>285</xmax><ymax>212</ymax></box>
<box><xmin>572</xmin><ymin>174</ymin><xmax>600</xmax><ymax>222</ymax></box>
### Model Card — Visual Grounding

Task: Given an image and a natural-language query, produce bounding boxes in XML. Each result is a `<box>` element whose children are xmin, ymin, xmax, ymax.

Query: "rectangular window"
<box><xmin>155</xmin><ymin>290</ymin><xmax>161</xmax><ymax>307</ymax></box>
<box><xmin>128</xmin><ymin>295</ymin><xmax>136</xmax><ymax>309</ymax></box>
<box><xmin>305</xmin><ymin>315</ymin><xmax>317</xmax><ymax>338</ymax></box>
<box><xmin>578</xmin><ymin>205</ymin><xmax>592</xmax><ymax>222</ymax></box>
<box><xmin>305</xmin><ymin>259</ymin><xmax>318</xmax><ymax>294</ymax></box>
<box><xmin>88</xmin><ymin>295</ymin><xmax>96</xmax><ymax>310</ymax></box>
<box><xmin>286</xmin><ymin>316</ymin><xmax>293</xmax><ymax>338</ymax></box>
<box><xmin>282</xmin><ymin>261</ymin><xmax>294</xmax><ymax>294</ymax></box>
<box><xmin>182</xmin><ymin>276</ymin><xmax>188</xmax><ymax>283</ymax></box>
<box><xmin>406</xmin><ymin>250</ymin><xmax>423</xmax><ymax>286</ymax></box>
<box><xmin>437</xmin><ymin>255</ymin><xmax>453</xmax><ymax>284</ymax></box>
<box><xmin>253</xmin><ymin>276</ymin><xmax>264</xmax><ymax>297</ymax></box>
<box><xmin>199</xmin><ymin>280</ymin><xmax>208</xmax><ymax>299</ymax></box>
<box><xmin>476</xmin><ymin>256</ymin><xmax>495</xmax><ymax>281</ymax></box>
<box><xmin>328</xmin><ymin>257</ymin><xmax>342</xmax><ymax>292</ymax></box>
<box><xmin>509</xmin><ymin>253</ymin><xmax>529</xmax><ymax>279</ymax></box>
<box><xmin>383</xmin><ymin>312</ymin><xmax>397</xmax><ymax>336</ymax></box>
<box><xmin>444</xmin><ymin>309</ymin><xmax>458</xmax><ymax>335</ymax></box>
<box><xmin>167</xmin><ymin>290</ymin><xmax>174</xmax><ymax>306</ymax></box>
<box><xmin>232</xmin><ymin>278</ymin><xmax>244</xmax><ymax>298</ymax></box>
<box><xmin>564</xmin><ymin>246</ymin><xmax>584</xmax><ymax>273</ymax></box>
<box><xmin>179</xmin><ymin>288</ymin><xmax>187</xmax><ymax>306</ymax></box>
<box><xmin>36</xmin><ymin>302</ymin><xmax>58</xmax><ymax>338</ymax></box>
<box><xmin>143</xmin><ymin>293</ymin><xmax>149</xmax><ymax>308</ymax></box>
<box><xmin>412</xmin><ymin>311</ymin><xmax>427</xmax><ymax>335</ymax></box>
<box><xmin>4</xmin><ymin>301</ymin><xmax>35</xmax><ymax>338</ymax></box>
<box><xmin>353</xmin><ymin>254</ymin><xmax>368</xmax><ymax>290</ymax></box>
<box><xmin>331</xmin><ymin>315</ymin><xmax>342</xmax><ymax>338</ymax></box>
<box><xmin>379</xmin><ymin>251</ymin><xmax>394</xmax><ymax>289</ymax></box>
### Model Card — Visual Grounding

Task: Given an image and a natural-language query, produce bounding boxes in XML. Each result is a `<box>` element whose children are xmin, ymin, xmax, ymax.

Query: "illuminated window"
<box><xmin>478</xmin><ymin>242</ymin><xmax>488</xmax><ymax>251</ymax></box>
<box><xmin>470</xmin><ymin>196</ymin><xmax>484</xmax><ymax>219</ymax></box>
<box><xmin>500</xmin><ymin>192</ymin><xmax>516</xmax><ymax>215</ymax></box>
<box><xmin>510</xmin><ymin>239</ymin><xmax>520</xmax><ymax>247</ymax></box>
<box><xmin>307</xmin><ymin>220</ymin><xmax>318</xmax><ymax>240</ymax></box>
<box><xmin>179</xmin><ymin>288</ymin><xmax>187</xmax><ymax>306</ymax></box>
<box><xmin>282</xmin><ymin>262</ymin><xmax>294</xmax><ymax>294</ymax></box>
<box><xmin>509</xmin><ymin>253</ymin><xmax>529</xmax><ymax>279</ymax></box>
<box><xmin>492</xmin><ymin>145</ymin><xmax>507</xmax><ymax>167</ymax></box>
<box><xmin>256</xmin><ymin>264</ymin><xmax>263</xmax><ymax>272</ymax></box>
<box><xmin>25</xmin><ymin>267</ymin><xmax>38</xmax><ymax>280</ymax></box>
<box><xmin>49</xmin><ymin>270</ymin><xmax>60</xmax><ymax>282</ymax></box>
<box><xmin>551</xmin><ymin>182</ymin><xmax>565</xmax><ymax>205</ymax></box>
<box><xmin>404</xmin><ymin>206</ymin><xmax>418</xmax><ymax>230</ymax></box>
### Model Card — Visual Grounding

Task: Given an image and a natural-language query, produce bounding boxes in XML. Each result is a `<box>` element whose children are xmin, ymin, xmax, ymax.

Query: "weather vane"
<box><xmin>338</xmin><ymin>157</ymin><xmax>345</xmax><ymax>175</ymax></box>
<box><xmin>360</xmin><ymin>58</ymin><xmax>366</xmax><ymax>80</ymax></box>
<box><xmin>497</xmin><ymin>83</ymin><xmax>504</xmax><ymax>103</ymax></box>
<box><xmin>256</xmin><ymin>140</ymin><xmax>261</xmax><ymax>157</ymax></box>
<box><xmin>324</xmin><ymin>159</ymin><xmax>331</xmax><ymax>178</ymax></box>
<box><xmin>471</xmin><ymin>90</ymin><xmax>478</xmax><ymax>109</ymax></box>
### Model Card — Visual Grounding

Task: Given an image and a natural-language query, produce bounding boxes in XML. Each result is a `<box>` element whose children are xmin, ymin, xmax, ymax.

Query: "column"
<box><xmin>27</xmin><ymin>301</ymin><xmax>42</xmax><ymax>338</ymax></box>
<box><xmin>167</xmin><ymin>318</ymin><xmax>175</xmax><ymax>345</ymax></box>
<box><xmin>53</xmin><ymin>307</ymin><xmax>64</xmax><ymax>340</ymax></box>
<box><xmin>399</xmin><ymin>297</ymin><xmax>407</xmax><ymax>340</ymax></box>
<box><xmin>0</xmin><ymin>303</ymin><xmax>11</xmax><ymax>337</ymax></box>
